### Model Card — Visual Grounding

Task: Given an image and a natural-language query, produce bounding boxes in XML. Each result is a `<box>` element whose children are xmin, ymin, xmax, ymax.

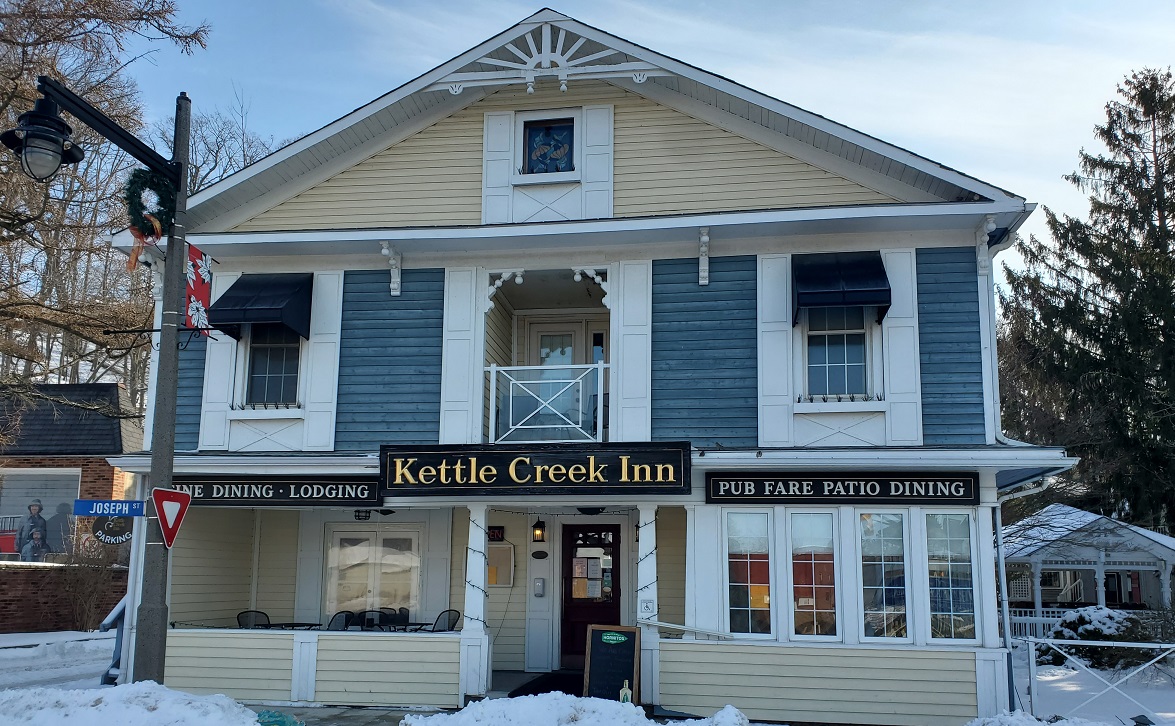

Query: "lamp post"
<box><xmin>3</xmin><ymin>76</ymin><xmax>190</xmax><ymax>683</ymax></box>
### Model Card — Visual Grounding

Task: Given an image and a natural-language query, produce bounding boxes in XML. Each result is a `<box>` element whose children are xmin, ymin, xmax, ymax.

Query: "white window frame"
<box><xmin>797</xmin><ymin>305</ymin><xmax>883</xmax><ymax>403</ymax></box>
<box><xmin>721</xmin><ymin>507</ymin><xmax>776</xmax><ymax>639</ymax></box>
<box><xmin>228</xmin><ymin>323</ymin><xmax>308</xmax><ymax>418</ymax></box>
<box><xmin>512</xmin><ymin>108</ymin><xmax>583</xmax><ymax>186</ymax></box>
<box><xmin>856</xmin><ymin>509</ymin><xmax>913</xmax><ymax>644</ymax></box>
<box><xmin>784</xmin><ymin>508</ymin><xmax>843</xmax><ymax>642</ymax></box>
<box><xmin>923</xmin><ymin>509</ymin><xmax>981</xmax><ymax>644</ymax></box>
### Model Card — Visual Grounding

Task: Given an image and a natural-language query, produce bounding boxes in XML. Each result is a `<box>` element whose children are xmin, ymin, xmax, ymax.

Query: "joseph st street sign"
<box><xmin>381</xmin><ymin>442</ymin><xmax>691</xmax><ymax>497</ymax></box>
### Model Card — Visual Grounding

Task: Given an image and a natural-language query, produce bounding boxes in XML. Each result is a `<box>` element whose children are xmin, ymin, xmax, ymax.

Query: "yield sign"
<box><xmin>151</xmin><ymin>488</ymin><xmax>192</xmax><ymax>549</ymax></box>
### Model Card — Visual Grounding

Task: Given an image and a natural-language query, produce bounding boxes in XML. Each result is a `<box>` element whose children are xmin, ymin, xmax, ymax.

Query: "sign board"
<box><xmin>92</xmin><ymin>516</ymin><xmax>133</xmax><ymax>545</ymax></box>
<box><xmin>706</xmin><ymin>471</ymin><xmax>980</xmax><ymax>505</ymax></box>
<box><xmin>74</xmin><ymin>499</ymin><xmax>145</xmax><ymax>517</ymax></box>
<box><xmin>152</xmin><ymin>488</ymin><xmax>192</xmax><ymax>549</ymax></box>
<box><xmin>381</xmin><ymin>442</ymin><xmax>691</xmax><ymax>497</ymax></box>
<box><xmin>583</xmin><ymin>624</ymin><xmax>640</xmax><ymax>703</ymax></box>
<box><xmin>171</xmin><ymin>476</ymin><xmax>380</xmax><ymax>507</ymax></box>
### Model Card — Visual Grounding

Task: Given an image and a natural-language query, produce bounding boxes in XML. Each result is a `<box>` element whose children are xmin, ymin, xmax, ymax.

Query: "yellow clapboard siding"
<box><xmin>233</xmin><ymin>80</ymin><xmax>897</xmax><ymax>231</ymax></box>
<box><xmin>169</xmin><ymin>509</ymin><xmax>254</xmax><ymax>625</ymax></box>
<box><xmin>658</xmin><ymin>641</ymin><xmax>978</xmax><ymax>726</ymax></box>
<box><xmin>485</xmin><ymin>511</ymin><xmax>528</xmax><ymax>670</ymax></box>
<box><xmin>255</xmin><ymin>510</ymin><xmax>299</xmax><ymax>620</ymax></box>
<box><xmin>315</xmin><ymin>634</ymin><xmax>461</xmax><ymax>706</ymax></box>
<box><xmin>165</xmin><ymin>631</ymin><xmax>294</xmax><ymax>702</ymax></box>
<box><xmin>656</xmin><ymin>507</ymin><xmax>686</xmax><ymax>635</ymax></box>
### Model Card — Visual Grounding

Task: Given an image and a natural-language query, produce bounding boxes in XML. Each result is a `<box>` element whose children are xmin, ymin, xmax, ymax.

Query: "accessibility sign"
<box><xmin>74</xmin><ymin>499</ymin><xmax>146</xmax><ymax>517</ymax></box>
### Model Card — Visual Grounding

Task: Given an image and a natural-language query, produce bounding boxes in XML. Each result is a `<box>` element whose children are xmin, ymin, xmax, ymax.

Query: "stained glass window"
<box><xmin>523</xmin><ymin>118</ymin><xmax>574</xmax><ymax>174</ymax></box>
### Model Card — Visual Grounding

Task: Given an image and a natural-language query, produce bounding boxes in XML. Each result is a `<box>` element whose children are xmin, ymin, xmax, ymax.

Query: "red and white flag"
<box><xmin>185</xmin><ymin>243</ymin><xmax>212</xmax><ymax>335</ymax></box>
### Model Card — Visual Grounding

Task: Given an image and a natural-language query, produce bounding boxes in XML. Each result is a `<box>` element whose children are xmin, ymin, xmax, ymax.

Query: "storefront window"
<box><xmin>790</xmin><ymin>512</ymin><xmax>837</xmax><ymax>636</ymax></box>
<box><xmin>727</xmin><ymin>511</ymin><xmax>771</xmax><ymax>634</ymax></box>
<box><xmin>325</xmin><ymin>527</ymin><xmax>421</xmax><ymax>618</ymax></box>
<box><xmin>860</xmin><ymin>513</ymin><xmax>907</xmax><ymax>638</ymax></box>
<box><xmin>926</xmin><ymin>513</ymin><xmax>976</xmax><ymax>639</ymax></box>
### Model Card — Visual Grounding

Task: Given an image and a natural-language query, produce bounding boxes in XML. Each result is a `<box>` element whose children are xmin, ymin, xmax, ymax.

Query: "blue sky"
<box><xmin>125</xmin><ymin>1</ymin><xmax>1175</xmax><ymax>250</ymax></box>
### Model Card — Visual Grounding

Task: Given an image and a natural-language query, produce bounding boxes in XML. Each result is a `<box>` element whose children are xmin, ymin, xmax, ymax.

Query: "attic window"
<box><xmin>522</xmin><ymin>118</ymin><xmax>574</xmax><ymax>174</ymax></box>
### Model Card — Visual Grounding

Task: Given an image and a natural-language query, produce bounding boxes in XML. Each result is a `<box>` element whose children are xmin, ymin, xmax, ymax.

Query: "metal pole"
<box><xmin>132</xmin><ymin>91</ymin><xmax>190</xmax><ymax>683</ymax></box>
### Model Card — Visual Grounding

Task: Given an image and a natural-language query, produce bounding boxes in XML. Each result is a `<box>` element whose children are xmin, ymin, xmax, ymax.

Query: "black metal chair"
<box><xmin>411</xmin><ymin>609</ymin><xmax>461</xmax><ymax>632</ymax></box>
<box><xmin>324</xmin><ymin>610</ymin><xmax>354</xmax><ymax>631</ymax></box>
<box><xmin>397</xmin><ymin>607</ymin><xmax>410</xmax><ymax>628</ymax></box>
<box><xmin>356</xmin><ymin>609</ymin><xmax>385</xmax><ymax>631</ymax></box>
<box><xmin>237</xmin><ymin>610</ymin><xmax>270</xmax><ymax>629</ymax></box>
<box><xmin>380</xmin><ymin>607</ymin><xmax>409</xmax><ymax>630</ymax></box>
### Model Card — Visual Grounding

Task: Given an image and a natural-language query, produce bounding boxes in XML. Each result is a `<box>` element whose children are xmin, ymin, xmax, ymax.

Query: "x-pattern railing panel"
<box><xmin>488</xmin><ymin>362</ymin><xmax>608</xmax><ymax>443</ymax></box>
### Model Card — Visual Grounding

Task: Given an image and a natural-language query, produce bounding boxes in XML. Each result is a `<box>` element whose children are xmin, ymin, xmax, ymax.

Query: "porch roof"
<box><xmin>1002</xmin><ymin>503</ymin><xmax>1175</xmax><ymax>561</ymax></box>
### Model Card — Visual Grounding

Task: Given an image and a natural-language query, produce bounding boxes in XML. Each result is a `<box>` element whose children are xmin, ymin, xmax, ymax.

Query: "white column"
<box><xmin>1032</xmin><ymin>562</ymin><xmax>1042</xmax><ymax>620</ymax></box>
<box><xmin>1095</xmin><ymin>562</ymin><xmax>1107</xmax><ymax>608</ymax></box>
<box><xmin>636</xmin><ymin>505</ymin><xmax>659</xmax><ymax>704</ymax></box>
<box><xmin>1160</xmin><ymin>562</ymin><xmax>1172</xmax><ymax>608</ymax></box>
<box><xmin>460</xmin><ymin>504</ymin><xmax>490</xmax><ymax>700</ymax></box>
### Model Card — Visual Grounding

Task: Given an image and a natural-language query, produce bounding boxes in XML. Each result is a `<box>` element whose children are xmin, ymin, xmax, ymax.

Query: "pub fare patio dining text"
<box><xmin>705</xmin><ymin>472</ymin><xmax>980</xmax><ymax>504</ymax></box>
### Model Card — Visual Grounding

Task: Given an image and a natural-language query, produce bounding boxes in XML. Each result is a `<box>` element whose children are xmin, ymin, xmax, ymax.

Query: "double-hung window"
<box><xmin>726</xmin><ymin>511</ymin><xmax>772</xmax><ymax>635</ymax></box>
<box><xmin>245</xmin><ymin>323</ymin><xmax>300</xmax><ymax>406</ymax></box>
<box><xmin>806</xmin><ymin>306</ymin><xmax>868</xmax><ymax>398</ymax></box>
<box><xmin>925</xmin><ymin>513</ymin><xmax>977</xmax><ymax>640</ymax></box>
<box><xmin>859</xmin><ymin>512</ymin><xmax>908</xmax><ymax>639</ymax></box>
<box><xmin>790</xmin><ymin>512</ymin><xmax>838</xmax><ymax>637</ymax></box>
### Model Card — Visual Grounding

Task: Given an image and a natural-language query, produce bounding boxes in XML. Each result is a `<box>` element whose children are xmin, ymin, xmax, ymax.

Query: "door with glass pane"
<box><xmin>325</xmin><ymin>527</ymin><xmax>421</xmax><ymax>619</ymax></box>
<box><xmin>561</xmin><ymin>525</ymin><xmax>621</xmax><ymax>669</ymax></box>
<box><xmin>525</xmin><ymin>325</ymin><xmax>585</xmax><ymax>436</ymax></box>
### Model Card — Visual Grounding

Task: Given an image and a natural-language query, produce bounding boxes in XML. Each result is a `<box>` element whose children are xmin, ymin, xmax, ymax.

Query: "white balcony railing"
<box><xmin>488</xmin><ymin>362</ymin><xmax>608</xmax><ymax>443</ymax></box>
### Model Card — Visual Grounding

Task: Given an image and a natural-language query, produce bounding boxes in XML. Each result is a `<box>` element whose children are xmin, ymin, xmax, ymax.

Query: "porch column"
<box><xmin>460</xmin><ymin>504</ymin><xmax>490</xmax><ymax>700</ymax></box>
<box><xmin>636</xmin><ymin>505</ymin><xmax>659</xmax><ymax>705</ymax></box>
<box><xmin>1160</xmin><ymin>562</ymin><xmax>1172</xmax><ymax>608</ymax></box>
<box><xmin>1095</xmin><ymin>553</ymin><xmax>1107</xmax><ymax>608</ymax></box>
<box><xmin>1032</xmin><ymin>562</ymin><xmax>1043</xmax><ymax>620</ymax></box>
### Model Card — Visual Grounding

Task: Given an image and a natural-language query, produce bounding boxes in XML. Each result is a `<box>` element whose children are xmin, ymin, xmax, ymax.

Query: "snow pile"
<box><xmin>1052</xmin><ymin>606</ymin><xmax>1132</xmax><ymax>639</ymax></box>
<box><xmin>0</xmin><ymin>635</ymin><xmax>113</xmax><ymax>667</ymax></box>
<box><xmin>965</xmin><ymin>712</ymin><xmax>1111</xmax><ymax>726</ymax></box>
<box><xmin>403</xmin><ymin>692</ymin><xmax>749</xmax><ymax>726</ymax></box>
<box><xmin>0</xmin><ymin>633</ymin><xmax>116</xmax><ymax>691</ymax></box>
<box><xmin>0</xmin><ymin>681</ymin><xmax>261</xmax><ymax>726</ymax></box>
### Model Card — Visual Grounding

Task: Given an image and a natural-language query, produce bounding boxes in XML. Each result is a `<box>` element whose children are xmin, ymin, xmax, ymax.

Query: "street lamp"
<box><xmin>2</xmin><ymin>75</ymin><xmax>190</xmax><ymax>684</ymax></box>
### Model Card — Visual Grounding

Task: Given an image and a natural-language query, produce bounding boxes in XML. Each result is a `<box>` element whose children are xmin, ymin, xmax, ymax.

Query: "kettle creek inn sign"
<box><xmin>380</xmin><ymin>442</ymin><xmax>691</xmax><ymax>497</ymax></box>
<box><xmin>706</xmin><ymin>471</ymin><xmax>980</xmax><ymax>505</ymax></box>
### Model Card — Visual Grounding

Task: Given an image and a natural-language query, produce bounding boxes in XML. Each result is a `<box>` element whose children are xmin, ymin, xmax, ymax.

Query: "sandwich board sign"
<box><xmin>151</xmin><ymin>488</ymin><xmax>192</xmax><ymax>549</ymax></box>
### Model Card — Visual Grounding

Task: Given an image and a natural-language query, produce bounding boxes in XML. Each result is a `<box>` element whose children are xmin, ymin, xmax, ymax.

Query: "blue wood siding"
<box><xmin>916</xmin><ymin>247</ymin><xmax>987</xmax><ymax>444</ymax></box>
<box><xmin>334</xmin><ymin>269</ymin><xmax>444</xmax><ymax>450</ymax></box>
<box><xmin>651</xmin><ymin>256</ymin><xmax>758</xmax><ymax>448</ymax></box>
<box><xmin>175</xmin><ymin>333</ymin><xmax>206</xmax><ymax>452</ymax></box>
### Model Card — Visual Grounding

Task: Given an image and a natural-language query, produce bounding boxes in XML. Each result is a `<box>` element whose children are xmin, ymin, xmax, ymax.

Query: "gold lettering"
<box><xmin>418</xmin><ymin>465</ymin><xmax>436</xmax><ymax>485</ymax></box>
<box><xmin>631</xmin><ymin>463</ymin><xmax>652</xmax><ymax>482</ymax></box>
<box><xmin>568</xmin><ymin>464</ymin><xmax>586</xmax><ymax>483</ymax></box>
<box><xmin>656</xmin><ymin>463</ymin><xmax>674</xmax><ymax>482</ymax></box>
<box><xmin>479</xmin><ymin>464</ymin><xmax>497</xmax><ymax>483</ymax></box>
<box><xmin>620</xmin><ymin>455</ymin><xmax>631</xmax><ymax>482</ymax></box>
<box><xmin>546</xmin><ymin>463</ymin><xmax>567</xmax><ymax>483</ymax></box>
<box><xmin>589</xmin><ymin>456</ymin><xmax>606</xmax><ymax>482</ymax></box>
<box><xmin>394</xmin><ymin>458</ymin><xmax>418</xmax><ymax>485</ymax></box>
<box><xmin>509</xmin><ymin>457</ymin><xmax>531</xmax><ymax>483</ymax></box>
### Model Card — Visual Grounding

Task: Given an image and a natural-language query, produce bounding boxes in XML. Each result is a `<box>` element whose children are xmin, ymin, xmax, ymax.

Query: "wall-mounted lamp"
<box><xmin>354</xmin><ymin>510</ymin><xmax>372</xmax><ymax>521</ymax></box>
<box><xmin>532</xmin><ymin>519</ymin><xmax>547</xmax><ymax>543</ymax></box>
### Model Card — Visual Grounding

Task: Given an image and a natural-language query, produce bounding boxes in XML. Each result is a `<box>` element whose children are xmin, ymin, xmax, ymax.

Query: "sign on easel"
<box><xmin>583</xmin><ymin>624</ymin><xmax>640</xmax><ymax>704</ymax></box>
<box><xmin>151</xmin><ymin>488</ymin><xmax>192</xmax><ymax>549</ymax></box>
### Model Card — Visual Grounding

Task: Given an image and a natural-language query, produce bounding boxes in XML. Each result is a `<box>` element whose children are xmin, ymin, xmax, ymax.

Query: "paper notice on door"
<box><xmin>586</xmin><ymin>558</ymin><xmax>602</xmax><ymax>579</ymax></box>
<box><xmin>586</xmin><ymin>579</ymin><xmax>603</xmax><ymax>598</ymax></box>
<box><xmin>572</xmin><ymin>577</ymin><xmax>589</xmax><ymax>598</ymax></box>
<box><xmin>573</xmin><ymin>557</ymin><xmax>588</xmax><ymax>577</ymax></box>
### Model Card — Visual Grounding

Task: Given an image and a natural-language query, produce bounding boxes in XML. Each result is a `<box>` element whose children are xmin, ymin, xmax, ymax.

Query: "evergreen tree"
<box><xmin>1001</xmin><ymin>68</ymin><xmax>1175</xmax><ymax>531</ymax></box>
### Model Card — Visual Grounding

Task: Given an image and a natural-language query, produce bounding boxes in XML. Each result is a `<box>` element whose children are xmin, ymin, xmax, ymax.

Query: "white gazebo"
<box><xmin>1002</xmin><ymin>504</ymin><xmax>1174</xmax><ymax>633</ymax></box>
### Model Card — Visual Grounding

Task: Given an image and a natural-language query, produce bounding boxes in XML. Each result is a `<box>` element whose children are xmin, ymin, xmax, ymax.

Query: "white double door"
<box><xmin>324</xmin><ymin>525</ymin><xmax>422</xmax><ymax>618</ymax></box>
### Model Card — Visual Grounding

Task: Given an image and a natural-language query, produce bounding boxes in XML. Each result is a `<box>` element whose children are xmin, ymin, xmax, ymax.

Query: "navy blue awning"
<box><xmin>792</xmin><ymin>251</ymin><xmax>891</xmax><ymax>325</ymax></box>
<box><xmin>208</xmin><ymin>273</ymin><xmax>313</xmax><ymax>340</ymax></box>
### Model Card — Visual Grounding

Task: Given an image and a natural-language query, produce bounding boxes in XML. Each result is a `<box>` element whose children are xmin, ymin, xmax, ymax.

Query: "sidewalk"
<box><xmin>253</xmin><ymin>706</ymin><xmax>420</xmax><ymax>726</ymax></box>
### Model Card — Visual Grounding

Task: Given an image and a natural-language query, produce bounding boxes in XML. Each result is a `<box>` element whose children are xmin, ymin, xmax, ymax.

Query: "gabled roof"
<box><xmin>1002</xmin><ymin>503</ymin><xmax>1175</xmax><ymax>560</ymax></box>
<box><xmin>185</xmin><ymin>8</ymin><xmax>1027</xmax><ymax>235</ymax></box>
<box><xmin>0</xmin><ymin>384</ymin><xmax>142</xmax><ymax>456</ymax></box>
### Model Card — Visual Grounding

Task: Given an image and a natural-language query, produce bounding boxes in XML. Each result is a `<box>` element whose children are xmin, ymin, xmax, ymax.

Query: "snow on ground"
<box><xmin>0</xmin><ymin>681</ymin><xmax>259</xmax><ymax>726</ymax></box>
<box><xmin>1011</xmin><ymin>640</ymin><xmax>1175</xmax><ymax>724</ymax></box>
<box><xmin>966</xmin><ymin>713</ymin><xmax>1114</xmax><ymax>726</ymax></box>
<box><xmin>403</xmin><ymin>693</ymin><xmax>750</xmax><ymax>726</ymax></box>
<box><xmin>0</xmin><ymin>631</ymin><xmax>114</xmax><ymax>690</ymax></box>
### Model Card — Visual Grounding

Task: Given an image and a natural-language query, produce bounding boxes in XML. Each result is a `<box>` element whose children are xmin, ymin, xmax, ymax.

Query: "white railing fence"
<box><xmin>1007</xmin><ymin>608</ymin><xmax>1071</xmax><ymax>638</ymax></box>
<box><xmin>488</xmin><ymin>362</ymin><xmax>608</xmax><ymax>444</ymax></box>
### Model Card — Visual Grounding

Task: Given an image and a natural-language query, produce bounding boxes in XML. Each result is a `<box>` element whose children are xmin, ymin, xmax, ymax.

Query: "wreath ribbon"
<box><xmin>123</xmin><ymin>169</ymin><xmax>176</xmax><ymax>271</ymax></box>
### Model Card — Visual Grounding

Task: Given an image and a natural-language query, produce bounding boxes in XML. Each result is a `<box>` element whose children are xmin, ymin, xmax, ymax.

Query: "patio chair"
<box><xmin>237</xmin><ymin>610</ymin><xmax>270</xmax><ymax>629</ymax></box>
<box><xmin>324</xmin><ymin>610</ymin><xmax>354</xmax><ymax>631</ymax></box>
<box><xmin>410</xmin><ymin>609</ymin><xmax>461</xmax><ymax>632</ymax></box>
<box><xmin>356</xmin><ymin>609</ymin><xmax>385</xmax><ymax>631</ymax></box>
<box><xmin>380</xmin><ymin>607</ymin><xmax>409</xmax><ymax>629</ymax></box>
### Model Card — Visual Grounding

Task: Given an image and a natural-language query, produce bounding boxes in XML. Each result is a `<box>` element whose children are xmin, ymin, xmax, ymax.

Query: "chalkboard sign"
<box><xmin>583</xmin><ymin>624</ymin><xmax>640</xmax><ymax>704</ymax></box>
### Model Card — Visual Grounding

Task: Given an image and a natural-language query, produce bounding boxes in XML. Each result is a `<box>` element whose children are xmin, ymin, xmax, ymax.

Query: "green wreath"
<box><xmin>123</xmin><ymin>169</ymin><xmax>175</xmax><ymax>238</ymax></box>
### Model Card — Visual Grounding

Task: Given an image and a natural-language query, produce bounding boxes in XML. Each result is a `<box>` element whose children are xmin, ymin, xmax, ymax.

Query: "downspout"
<box><xmin>993</xmin><ymin>477</ymin><xmax>1050</xmax><ymax>712</ymax></box>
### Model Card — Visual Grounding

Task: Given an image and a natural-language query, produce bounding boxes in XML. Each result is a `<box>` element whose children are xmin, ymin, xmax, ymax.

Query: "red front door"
<box><xmin>560</xmin><ymin>525</ymin><xmax>621</xmax><ymax>669</ymax></box>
